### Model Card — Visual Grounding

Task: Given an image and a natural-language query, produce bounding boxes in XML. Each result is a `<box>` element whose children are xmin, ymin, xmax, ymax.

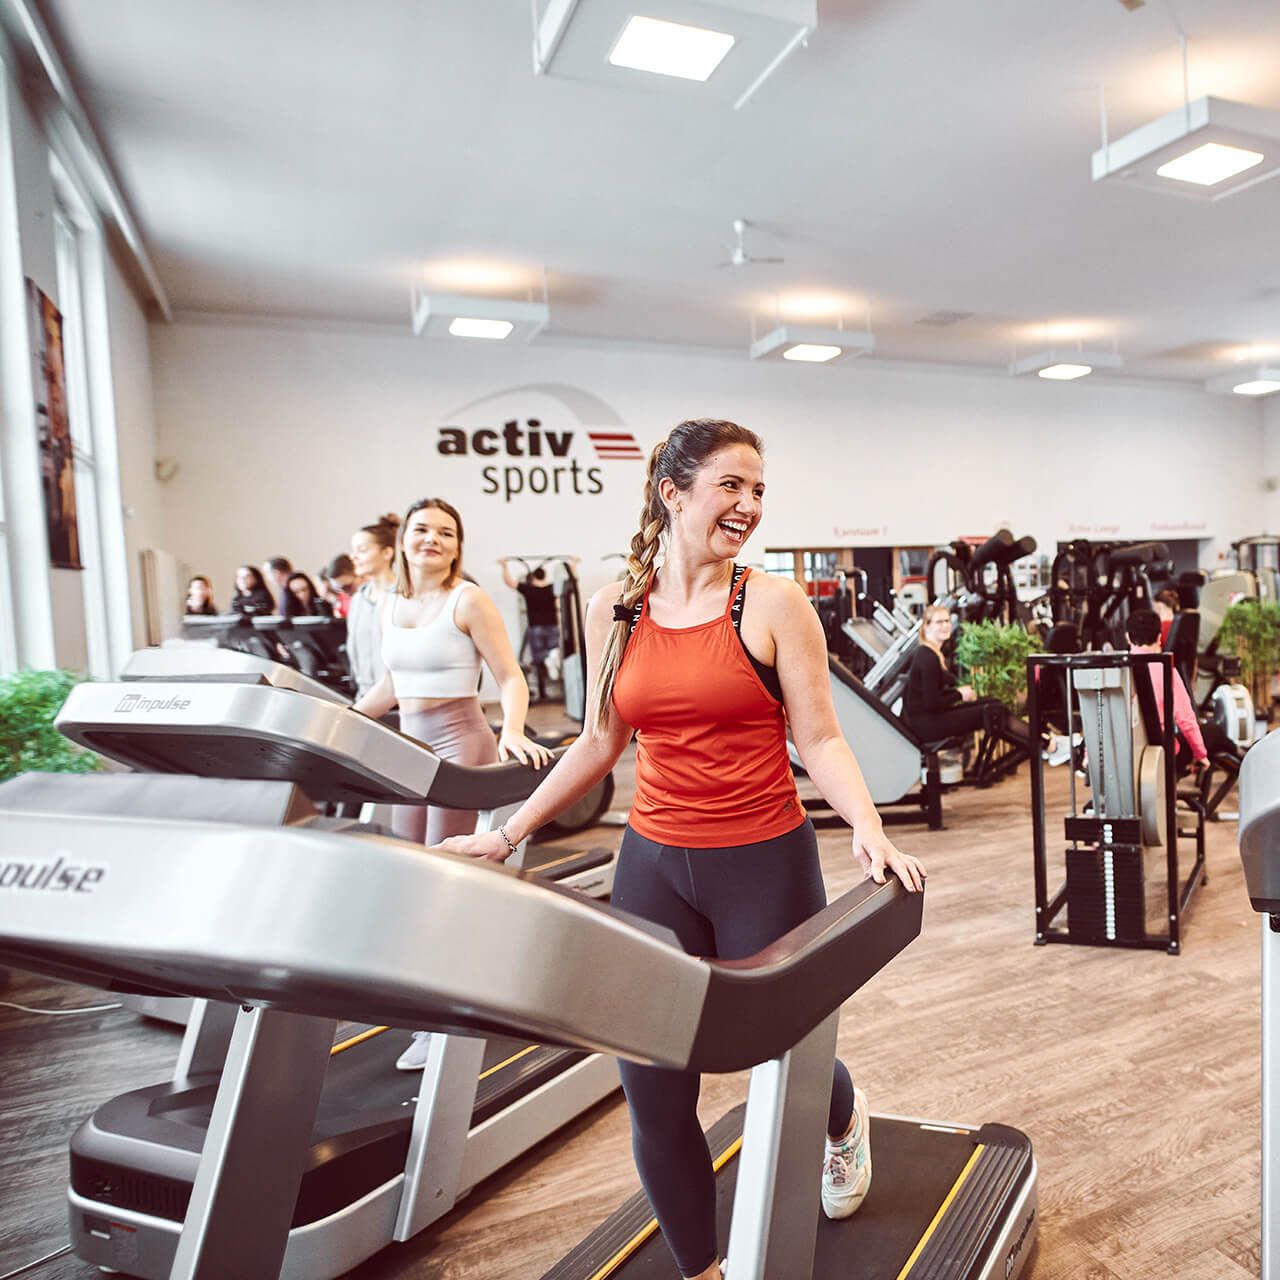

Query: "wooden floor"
<box><xmin>0</xmin><ymin>721</ymin><xmax>1262</xmax><ymax>1280</ymax></box>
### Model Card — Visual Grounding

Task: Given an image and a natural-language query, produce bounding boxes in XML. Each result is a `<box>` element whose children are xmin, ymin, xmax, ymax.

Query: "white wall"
<box><xmin>1263</xmin><ymin>397</ymin><xmax>1280</xmax><ymax>535</ymax></box>
<box><xmin>151</xmin><ymin>317</ymin><xmax>1266</xmax><ymax>620</ymax></box>
<box><xmin>105</xmin><ymin>251</ymin><xmax>163</xmax><ymax>647</ymax></box>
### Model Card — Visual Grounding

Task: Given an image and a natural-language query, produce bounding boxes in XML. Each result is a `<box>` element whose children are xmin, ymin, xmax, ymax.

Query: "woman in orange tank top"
<box><xmin>444</xmin><ymin>419</ymin><xmax>925</xmax><ymax>1280</ymax></box>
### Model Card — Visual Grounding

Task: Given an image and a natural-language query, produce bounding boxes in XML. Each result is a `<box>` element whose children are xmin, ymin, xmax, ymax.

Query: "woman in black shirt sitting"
<box><xmin>229</xmin><ymin>564</ymin><xmax>276</xmax><ymax>616</ymax></box>
<box><xmin>904</xmin><ymin>604</ymin><xmax>1032</xmax><ymax>752</ymax></box>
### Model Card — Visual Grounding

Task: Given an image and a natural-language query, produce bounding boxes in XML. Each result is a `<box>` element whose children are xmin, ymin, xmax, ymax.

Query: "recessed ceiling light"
<box><xmin>782</xmin><ymin>344</ymin><xmax>842</xmax><ymax>362</ymax></box>
<box><xmin>749</xmin><ymin>324</ymin><xmax>875</xmax><ymax>364</ymax></box>
<box><xmin>1204</xmin><ymin>364</ymin><xmax>1280</xmax><ymax>396</ymax></box>
<box><xmin>411</xmin><ymin>291</ymin><xmax>548</xmax><ymax>342</ymax></box>
<box><xmin>1092</xmin><ymin>96</ymin><xmax>1280</xmax><ymax>202</ymax></box>
<box><xmin>1010</xmin><ymin>349</ymin><xmax>1122</xmax><ymax>379</ymax></box>
<box><xmin>448</xmin><ymin>317</ymin><xmax>514</xmax><ymax>340</ymax></box>
<box><xmin>1156</xmin><ymin>141</ymin><xmax>1264</xmax><ymax>186</ymax></box>
<box><xmin>608</xmin><ymin>15</ymin><xmax>735</xmax><ymax>81</ymax></box>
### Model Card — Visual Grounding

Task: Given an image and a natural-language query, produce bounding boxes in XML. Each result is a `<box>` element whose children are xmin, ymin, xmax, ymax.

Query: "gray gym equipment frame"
<box><xmin>0</xmin><ymin>780</ymin><xmax>922</xmax><ymax>1280</ymax></box>
<box><xmin>1028</xmin><ymin>651</ymin><xmax>1205</xmax><ymax>954</ymax></box>
<box><xmin>1238</xmin><ymin>730</ymin><xmax>1280</xmax><ymax>1279</ymax></box>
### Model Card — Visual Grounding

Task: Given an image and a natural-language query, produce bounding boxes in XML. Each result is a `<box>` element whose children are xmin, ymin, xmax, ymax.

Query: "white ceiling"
<box><xmin>34</xmin><ymin>0</ymin><xmax>1280</xmax><ymax>381</ymax></box>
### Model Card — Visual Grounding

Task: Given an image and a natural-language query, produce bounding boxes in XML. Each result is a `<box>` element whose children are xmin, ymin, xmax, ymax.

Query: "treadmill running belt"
<box><xmin>543</xmin><ymin>1107</ymin><xmax>1031</xmax><ymax>1279</ymax></box>
<box><xmin>71</xmin><ymin>1029</ymin><xmax>593</xmax><ymax>1229</ymax></box>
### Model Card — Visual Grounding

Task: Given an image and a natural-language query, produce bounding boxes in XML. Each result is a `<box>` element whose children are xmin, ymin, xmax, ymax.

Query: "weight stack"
<box><xmin>1066</xmin><ymin>843</ymin><xmax>1146</xmax><ymax>944</ymax></box>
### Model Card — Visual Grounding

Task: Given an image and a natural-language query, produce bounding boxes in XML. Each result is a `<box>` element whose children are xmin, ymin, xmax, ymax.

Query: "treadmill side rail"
<box><xmin>170</xmin><ymin>1006</ymin><xmax>335</xmax><ymax>1280</ymax></box>
<box><xmin>394</xmin><ymin>1034</ymin><xmax>486</xmax><ymax>1240</ymax></box>
<box><xmin>725</xmin><ymin>1011</ymin><xmax>839</xmax><ymax>1280</ymax></box>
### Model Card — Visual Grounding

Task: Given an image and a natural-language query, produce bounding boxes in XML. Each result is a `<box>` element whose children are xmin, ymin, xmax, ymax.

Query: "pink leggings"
<box><xmin>393</xmin><ymin>698</ymin><xmax>499</xmax><ymax>846</ymax></box>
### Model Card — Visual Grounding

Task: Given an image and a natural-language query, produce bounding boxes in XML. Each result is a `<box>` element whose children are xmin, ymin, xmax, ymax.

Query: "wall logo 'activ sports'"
<box><xmin>435</xmin><ymin>383</ymin><xmax>644</xmax><ymax>503</ymax></box>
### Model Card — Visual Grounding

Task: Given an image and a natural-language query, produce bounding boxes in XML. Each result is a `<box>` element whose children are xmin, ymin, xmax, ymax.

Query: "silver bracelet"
<box><xmin>497</xmin><ymin>825</ymin><xmax>519</xmax><ymax>857</ymax></box>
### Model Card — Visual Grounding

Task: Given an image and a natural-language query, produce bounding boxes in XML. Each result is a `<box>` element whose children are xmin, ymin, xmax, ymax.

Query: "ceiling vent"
<box><xmin>914</xmin><ymin>310</ymin><xmax>973</xmax><ymax>327</ymax></box>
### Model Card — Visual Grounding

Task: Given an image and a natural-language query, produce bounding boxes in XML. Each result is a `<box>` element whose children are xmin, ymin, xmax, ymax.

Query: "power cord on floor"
<box><xmin>0</xmin><ymin>1244</ymin><xmax>72</xmax><ymax>1279</ymax></box>
<box><xmin>0</xmin><ymin>999</ymin><xmax>123</xmax><ymax>1016</ymax></box>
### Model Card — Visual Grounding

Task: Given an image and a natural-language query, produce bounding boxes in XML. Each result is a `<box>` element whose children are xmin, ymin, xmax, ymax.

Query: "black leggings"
<box><xmin>612</xmin><ymin>820</ymin><xmax>855</xmax><ymax>1278</ymax></box>
<box><xmin>910</xmin><ymin>697</ymin><xmax>1030</xmax><ymax>746</ymax></box>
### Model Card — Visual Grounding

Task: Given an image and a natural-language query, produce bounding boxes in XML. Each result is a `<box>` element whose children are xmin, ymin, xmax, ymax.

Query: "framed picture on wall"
<box><xmin>27</xmin><ymin>278</ymin><xmax>81</xmax><ymax>570</ymax></box>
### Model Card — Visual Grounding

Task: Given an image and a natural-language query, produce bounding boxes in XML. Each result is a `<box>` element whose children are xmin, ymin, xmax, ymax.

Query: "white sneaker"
<box><xmin>821</xmin><ymin>1087</ymin><xmax>872</xmax><ymax>1219</ymax></box>
<box><xmin>395</xmin><ymin>1031</ymin><xmax>432</xmax><ymax>1071</ymax></box>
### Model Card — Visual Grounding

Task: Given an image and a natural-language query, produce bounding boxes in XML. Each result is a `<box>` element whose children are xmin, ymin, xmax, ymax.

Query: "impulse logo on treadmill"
<box><xmin>436</xmin><ymin>420</ymin><xmax>645</xmax><ymax>503</ymax></box>
<box><xmin>113</xmin><ymin>693</ymin><xmax>192</xmax><ymax>713</ymax></box>
<box><xmin>0</xmin><ymin>856</ymin><xmax>105</xmax><ymax>893</ymax></box>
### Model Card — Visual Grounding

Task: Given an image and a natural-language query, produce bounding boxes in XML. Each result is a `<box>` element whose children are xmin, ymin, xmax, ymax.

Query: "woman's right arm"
<box><xmin>441</xmin><ymin>584</ymin><xmax>633</xmax><ymax>860</ymax></box>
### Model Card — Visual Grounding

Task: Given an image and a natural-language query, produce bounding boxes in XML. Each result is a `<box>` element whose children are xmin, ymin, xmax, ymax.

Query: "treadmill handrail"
<box><xmin>0</xmin><ymin>797</ymin><xmax>922</xmax><ymax>1073</ymax></box>
<box><xmin>56</xmin><ymin>680</ymin><xmax>562</xmax><ymax>808</ymax></box>
<box><xmin>121</xmin><ymin>646</ymin><xmax>347</xmax><ymax>704</ymax></box>
<box><xmin>691</xmin><ymin>877</ymin><xmax>921</xmax><ymax>1071</ymax></box>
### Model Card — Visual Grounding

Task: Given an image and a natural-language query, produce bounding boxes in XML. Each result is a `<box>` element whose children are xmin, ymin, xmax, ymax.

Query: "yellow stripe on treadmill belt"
<box><xmin>586</xmin><ymin>1136</ymin><xmax>743</xmax><ymax>1280</ymax></box>
<box><xmin>331</xmin><ymin>1026</ymin><xmax>388</xmax><ymax>1055</ymax></box>
<box><xmin>480</xmin><ymin>1043</ymin><xmax>542</xmax><ymax>1080</ymax></box>
<box><xmin>895</xmin><ymin>1143</ymin><xmax>986</xmax><ymax>1279</ymax></box>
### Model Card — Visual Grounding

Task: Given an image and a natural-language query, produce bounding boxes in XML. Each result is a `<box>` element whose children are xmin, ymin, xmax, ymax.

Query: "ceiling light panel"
<box><xmin>1092</xmin><ymin>96</ymin><xmax>1280</xmax><ymax>201</ymax></box>
<box><xmin>535</xmin><ymin>0</ymin><xmax>816</xmax><ymax>108</ymax></box>
<box><xmin>1205</xmin><ymin>365</ymin><xmax>1280</xmax><ymax>396</ymax></box>
<box><xmin>608</xmin><ymin>16</ymin><xmax>734</xmax><ymax>81</ymax></box>
<box><xmin>412</xmin><ymin>292</ymin><xmax>549</xmax><ymax>342</ymax></box>
<box><xmin>1010</xmin><ymin>349</ymin><xmax>1123</xmax><ymax>379</ymax></box>
<box><xmin>750</xmin><ymin>324</ymin><xmax>874</xmax><ymax>364</ymax></box>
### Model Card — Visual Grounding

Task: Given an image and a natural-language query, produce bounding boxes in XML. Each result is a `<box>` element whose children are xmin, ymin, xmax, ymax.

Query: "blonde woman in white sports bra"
<box><xmin>353</xmin><ymin>496</ymin><xmax>550</xmax><ymax>849</ymax></box>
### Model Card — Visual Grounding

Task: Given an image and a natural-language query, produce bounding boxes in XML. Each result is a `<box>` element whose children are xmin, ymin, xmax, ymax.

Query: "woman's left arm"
<box><xmin>769</xmin><ymin>579</ymin><xmax>926</xmax><ymax>892</ymax></box>
<box><xmin>459</xmin><ymin>587</ymin><xmax>551</xmax><ymax>767</ymax></box>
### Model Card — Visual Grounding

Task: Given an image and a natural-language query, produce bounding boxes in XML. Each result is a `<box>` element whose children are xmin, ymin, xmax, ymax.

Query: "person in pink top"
<box><xmin>1127</xmin><ymin>608</ymin><xmax>1207</xmax><ymax>774</ymax></box>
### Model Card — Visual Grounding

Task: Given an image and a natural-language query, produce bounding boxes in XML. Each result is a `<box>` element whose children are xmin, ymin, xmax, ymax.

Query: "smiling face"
<box><xmin>665</xmin><ymin>443</ymin><xmax>764</xmax><ymax>558</ymax></box>
<box><xmin>923</xmin><ymin>609</ymin><xmax>953</xmax><ymax>648</ymax></box>
<box><xmin>403</xmin><ymin>505</ymin><xmax>460</xmax><ymax>578</ymax></box>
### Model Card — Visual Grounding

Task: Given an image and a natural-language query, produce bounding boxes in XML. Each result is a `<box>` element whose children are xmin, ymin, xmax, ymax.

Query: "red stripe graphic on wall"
<box><xmin>588</xmin><ymin>431</ymin><xmax>644</xmax><ymax>460</ymax></box>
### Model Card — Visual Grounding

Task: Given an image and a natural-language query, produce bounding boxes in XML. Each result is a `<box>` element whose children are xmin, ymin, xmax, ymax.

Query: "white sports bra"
<box><xmin>381</xmin><ymin>582</ymin><xmax>483</xmax><ymax>699</ymax></box>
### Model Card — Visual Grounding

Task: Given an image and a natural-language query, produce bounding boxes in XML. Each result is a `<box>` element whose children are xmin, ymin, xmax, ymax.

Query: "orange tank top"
<box><xmin>611</xmin><ymin>567</ymin><xmax>805</xmax><ymax>848</ymax></box>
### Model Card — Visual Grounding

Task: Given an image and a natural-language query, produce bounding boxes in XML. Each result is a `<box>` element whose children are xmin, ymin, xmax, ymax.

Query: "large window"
<box><xmin>50</xmin><ymin>150</ymin><xmax>129</xmax><ymax>680</ymax></box>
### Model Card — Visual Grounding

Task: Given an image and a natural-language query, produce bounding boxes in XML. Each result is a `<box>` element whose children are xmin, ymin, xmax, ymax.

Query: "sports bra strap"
<box><xmin>728</xmin><ymin>564</ymin><xmax>749</xmax><ymax>634</ymax></box>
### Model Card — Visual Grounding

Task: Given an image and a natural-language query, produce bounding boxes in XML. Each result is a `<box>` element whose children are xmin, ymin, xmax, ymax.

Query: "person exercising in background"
<box><xmin>1126</xmin><ymin>608</ymin><xmax>1208</xmax><ymax>776</ymax></box>
<box><xmin>184</xmin><ymin>575</ymin><xmax>217</xmax><ymax>616</ymax></box>
<box><xmin>904</xmin><ymin>604</ymin><xmax>1056</xmax><ymax>764</ymax></box>
<box><xmin>499</xmin><ymin>558</ymin><xmax>571</xmax><ymax>702</ymax></box>
<box><xmin>347</xmin><ymin>515</ymin><xmax>399</xmax><ymax>701</ymax></box>
<box><xmin>444</xmin><ymin>419</ymin><xmax>925</xmax><ymax>1280</ymax></box>
<box><xmin>353</xmin><ymin>498</ymin><xmax>549</xmax><ymax>1072</ymax></box>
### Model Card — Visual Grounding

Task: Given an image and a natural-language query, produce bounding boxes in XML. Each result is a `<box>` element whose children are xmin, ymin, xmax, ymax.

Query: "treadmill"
<box><xmin>1238</xmin><ymin>730</ymin><xmax>1280</xmax><ymax>1277</ymax></box>
<box><xmin>60</xmin><ymin>649</ymin><xmax>614</xmax><ymax>897</ymax></box>
<box><xmin>0</xmin><ymin>774</ymin><xmax>932</xmax><ymax>1280</ymax></box>
<box><xmin>36</xmin><ymin>663</ymin><xmax>617</xmax><ymax>1277</ymax></box>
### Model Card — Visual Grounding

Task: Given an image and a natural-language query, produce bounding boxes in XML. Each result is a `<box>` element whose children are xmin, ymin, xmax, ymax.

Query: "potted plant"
<box><xmin>953</xmin><ymin>620</ymin><xmax>1039</xmax><ymax>713</ymax></box>
<box><xmin>0</xmin><ymin>669</ymin><xmax>101</xmax><ymax>783</ymax></box>
<box><xmin>1217</xmin><ymin>599</ymin><xmax>1280</xmax><ymax>728</ymax></box>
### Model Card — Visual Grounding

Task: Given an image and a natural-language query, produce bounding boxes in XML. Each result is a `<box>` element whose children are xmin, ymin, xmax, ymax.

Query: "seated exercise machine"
<box><xmin>0</xmin><ymin>774</ymin><xmax>1036</xmax><ymax>1280</ymax></box>
<box><xmin>1237</xmin><ymin>730</ymin><xmax>1280</xmax><ymax>1278</ymax></box>
<box><xmin>792</xmin><ymin>657</ymin><xmax>947</xmax><ymax>829</ymax></box>
<box><xmin>1027</xmin><ymin>651</ymin><xmax>1205</xmax><ymax>953</ymax></box>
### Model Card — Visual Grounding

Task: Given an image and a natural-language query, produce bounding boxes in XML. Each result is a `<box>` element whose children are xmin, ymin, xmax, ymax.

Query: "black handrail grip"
<box><xmin>687</xmin><ymin>879</ymin><xmax>923</xmax><ymax>1072</ymax></box>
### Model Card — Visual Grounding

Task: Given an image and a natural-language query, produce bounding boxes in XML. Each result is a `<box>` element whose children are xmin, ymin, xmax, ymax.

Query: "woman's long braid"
<box><xmin>590</xmin><ymin>444</ymin><xmax>666</xmax><ymax>734</ymax></box>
